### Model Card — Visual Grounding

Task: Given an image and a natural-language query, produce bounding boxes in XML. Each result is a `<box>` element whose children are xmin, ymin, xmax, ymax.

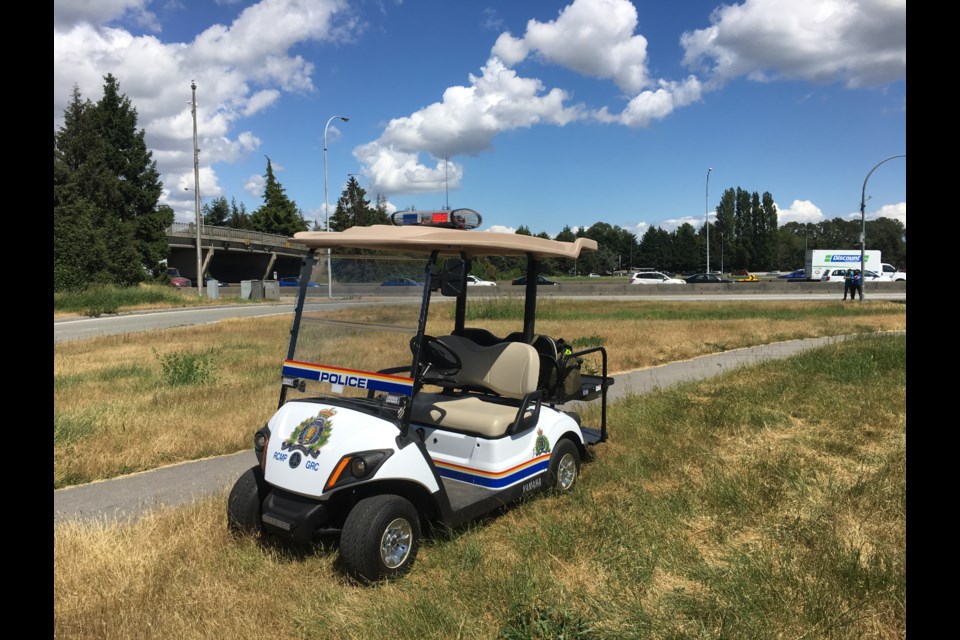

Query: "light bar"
<box><xmin>390</xmin><ymin>208</ymin><xmax>482</xmax><ymax>229</ymax></box>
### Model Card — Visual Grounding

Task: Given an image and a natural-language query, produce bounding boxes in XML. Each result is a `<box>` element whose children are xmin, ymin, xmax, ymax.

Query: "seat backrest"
<box><xmin>436</xmin><ymin>335</ymin><xmax>539</xmax><ymax>399</ymax></box>
<box><xmin>530</xmin><ymin>335</ymin><xmax>559</xmax><ymax>391</ymax></box>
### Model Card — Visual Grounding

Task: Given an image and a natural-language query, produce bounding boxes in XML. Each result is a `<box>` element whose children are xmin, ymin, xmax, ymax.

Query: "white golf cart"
<box><xmin>227</xmin><ymin>209</ymin><xmax>613</xmax><ymax>581</ymax></box>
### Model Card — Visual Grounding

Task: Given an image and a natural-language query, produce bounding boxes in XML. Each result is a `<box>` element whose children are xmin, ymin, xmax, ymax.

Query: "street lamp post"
<box><xmin>324</xmin><ymin>115</ymin><xmax>350</xmax><ymax>298</ymax></box>
<box><xmin>859</xmin><ymin>154</ymin><xmax>905</xmax><ymax>300</ymax></box>
<box><xmin>705</xmin><ymin>167</ymin><xmax>712</xmax><ymax>273</ymax></box>
<box><xmin>190</xmin><ymin>81</ymin><xmax>203</xmax><ymax>297</ymax></box>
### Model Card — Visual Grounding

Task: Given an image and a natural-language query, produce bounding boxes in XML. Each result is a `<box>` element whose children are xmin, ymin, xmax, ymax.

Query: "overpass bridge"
<box><xmin>166</xmin><ymin>223</ymin><xmax>311</xmax><ymax>284</ymax></box>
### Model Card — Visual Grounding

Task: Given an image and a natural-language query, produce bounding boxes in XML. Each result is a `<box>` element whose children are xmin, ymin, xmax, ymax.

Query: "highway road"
<box><xmin>54</xmin><ymin>290</ymin><xmax>905</xmax><ymax>343</ymax></box>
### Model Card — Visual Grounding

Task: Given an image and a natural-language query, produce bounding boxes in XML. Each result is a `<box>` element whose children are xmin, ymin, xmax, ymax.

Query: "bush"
<box><xmin>154</xmin><ymin>349</ymin><xmax>217</xmax><ymax>386</ymax></box>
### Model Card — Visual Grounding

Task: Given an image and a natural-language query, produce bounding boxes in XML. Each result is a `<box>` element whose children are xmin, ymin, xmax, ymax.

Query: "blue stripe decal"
<box><xmin>438</xmin><ymin>460</ymin><xmax>549</xmax><ymax>489</ymax></box>
<box><xmin>282</xmin><ymin>363</ymin><xmax>413</xmax><ymax>396</ymax></box>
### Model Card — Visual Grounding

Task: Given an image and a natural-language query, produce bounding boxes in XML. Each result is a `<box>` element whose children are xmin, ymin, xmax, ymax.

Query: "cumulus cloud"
<box><xmin>54</xmin><ymin>0</ymin><xmax>355</xmax><ymax>220</ymax></box>
<box><xmin>54</xmin><ymin>0</ymin><xmax>159</xmax><ymax>31</ymax></box>
<box><xmin>244</xmin><ymin>174</ymin><xmax>265</xmax><ymax>198</ymax></box>
<box><xmin>487</xmin><ymin>225</ymin><xmax>518</xmax><ymax>234</ymax></box>
<box><xmin>595</xmin><ymin>76</ymin><xmax>703</xmax><ymax>127</ymax></box>
<box><xmin>872</xmin><ymin>202</ymin><xmax>906</xmax><ymax>225</ymax></box>
<box><xmin>494</xmin><ymin>0</ymin><xmax>652</xmax><ymax>94</ymax></box>
<box><xmin>681</xmin><ymin>0</ymin><xmax>906</xmax><ymax>89</ymax></box>
<box><xmin>355</xmin><ymin>57</ymin><xmax>583</xmax><ymax>194</ymax></box>
<box><xmin>356</xmin><ymin>0</ymin><xmax>688</xmax><ymax>195</ymax></box>
<box><xmin>776</xmin><ymin>199</ymin><xmax>827</xmax><ymax>224</ymax></box>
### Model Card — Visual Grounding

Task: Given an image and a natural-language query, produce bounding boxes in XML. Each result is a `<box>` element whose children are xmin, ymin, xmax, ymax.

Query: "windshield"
<box><xmin>283</xmin><ymin>302</ymin><xmax>424</xmax><ymax>403</ymax></box>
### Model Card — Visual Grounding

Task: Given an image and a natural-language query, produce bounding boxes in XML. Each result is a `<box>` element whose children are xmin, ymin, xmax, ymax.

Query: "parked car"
<box><xmin>381</xmin><ymin>278</ymin><xmax>423</xmax><ymax>286</ymax></box>
<box><xmin>167</xmin><ymin>267</ymin><xmax>191</xmax><ymax>288</ymax></box>
<box><xmin>465</xmin><ymin>275</ymin><xmax>497</xmax><ymax>287</ymax></box>
<box><xmin>684</xmin><ymin>273</ymin><xmax>733</xmax><ymax>284</ymax></box>
<box><xmin>279</xmin><ymin>277</ymin><xmax>321</xmax><ymax>287</ymax></box>
<box><xmin>630</xmin><ymin>271</ymin><xmax>685</xmax><ymax>285</ymax></box>
<box><xmin>511</xmin><ymin>275</ymin><xmax>560</xmax><ymax>286</ymax></box>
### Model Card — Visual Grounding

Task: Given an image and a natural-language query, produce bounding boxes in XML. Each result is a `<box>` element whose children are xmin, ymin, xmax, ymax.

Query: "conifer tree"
<box><xmin>250</xmin><ymin>157</ymin><xmax>308</xmax><ymax>236</ymax></box>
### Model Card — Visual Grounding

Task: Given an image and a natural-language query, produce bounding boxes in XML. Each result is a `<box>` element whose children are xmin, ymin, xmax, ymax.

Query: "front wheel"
<box><xmin>227</xmin><ymin>466</ymin><xmax>268</xmax><ymax>536</ymax></box>
<box><xmin>548</xmin><ymin>439</ymin><xmax>580</xmax><ymax>491</ymax></box>
<box><xmin>340</xmin><ymin>495</ymin><xmax>421</xmax><ymax>582</ymax></box>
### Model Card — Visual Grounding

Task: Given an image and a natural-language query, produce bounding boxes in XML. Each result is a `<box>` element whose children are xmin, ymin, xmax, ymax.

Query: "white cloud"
<box><xmin>681</xmin><ymin>0</ymin><xmax>906</xmax><ymax>89</ymax></box>
<box><xmin>493</xmin><ymin>0</ymin><xmax>652</xmax><ymax>94</ymax></box>
<box><xmin>54</xmin><ymin>0</ymin><xmax>355</xmax><ymax>220</ymax></box>
<box><xmin>245</xmin><ymin>174</ymin><xmax>265</xmax><ymax>198</ymax></box>
<box><xmin>776</xmin><ymin>199</ymin><xmax>826</xmax><ymax>224</ymax></box>
<box><xmin>355</xmin><ymin>57</ymin><xmax>583</xmax><ymax>195</ymax></box>
<box><xmin>54</xmin><ymin>0</ymin><xmax>158</xmax><ymax>31</ymax></box>
<box><xmin>595</xmin><ymin>76</ymin><xmax>703</xmax><ymax>127</ymax></box>
<box><xmin>872</xmin><ymin>202</ymin><xmax>906</xmax><ymax>225</ymax></box>
<box><xmin>487</xmin><ymin>225</ymin><xmax>517</xmax><ymax>234</ymax></box>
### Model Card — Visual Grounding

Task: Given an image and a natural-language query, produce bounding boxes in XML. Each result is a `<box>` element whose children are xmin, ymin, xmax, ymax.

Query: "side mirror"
<box><xmin>439</xmin><ymin>258</ymin><xmax>465</xmax><ymax>297</ymax></box>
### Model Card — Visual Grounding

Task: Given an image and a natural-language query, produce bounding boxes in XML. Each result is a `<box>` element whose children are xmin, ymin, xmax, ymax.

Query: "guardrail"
<box><xmin>167</xmin><ymin>223</ymin><xmax>294</xmax><ymax>247</ymax></box>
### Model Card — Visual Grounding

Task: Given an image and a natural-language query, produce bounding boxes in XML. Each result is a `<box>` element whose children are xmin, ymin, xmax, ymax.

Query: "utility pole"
<box><xmin>190</xmin><ymin>81</ymin><xmax>203</xmax><ymax>297</ymax></box>
<box><xmin>705</xmin><ymin>168</ymin><xmax>712</xmax><ymax>273</ymax></box>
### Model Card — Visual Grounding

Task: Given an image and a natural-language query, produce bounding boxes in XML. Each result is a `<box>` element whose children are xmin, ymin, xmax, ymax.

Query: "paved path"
<box><xmin>53</xmin><ymin>332</ymin><xmax>904</xmax><ymax>526</ymax></box>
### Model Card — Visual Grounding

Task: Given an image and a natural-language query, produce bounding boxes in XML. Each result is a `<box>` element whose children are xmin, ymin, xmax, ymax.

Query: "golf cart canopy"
<box><xmin>291</xmin><ymin>225</ymin><xmax>597</xmax><ymax>260</ymax></box>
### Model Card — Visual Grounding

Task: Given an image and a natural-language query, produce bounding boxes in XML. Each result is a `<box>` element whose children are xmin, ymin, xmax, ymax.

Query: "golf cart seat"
<box><xmin>452</xmin><ymin>329</ymin><xmax>575</xmax><ymax>401</ymax></box>
<box><xmin>411</xmin><ymin>336</ymin><xmax>540</xmax><ymax>438</ymax></box>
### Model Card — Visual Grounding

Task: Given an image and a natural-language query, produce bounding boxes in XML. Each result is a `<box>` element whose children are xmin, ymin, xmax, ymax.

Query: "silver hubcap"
<box><xmin>557</xmin><ymin>454</ymin><xmax>576</xmax><ymax>490</ymax></box>
<box><xmin>380</xmin><ymin>517</ymin><xmax>413</xmax><ymax>569</ymax></box>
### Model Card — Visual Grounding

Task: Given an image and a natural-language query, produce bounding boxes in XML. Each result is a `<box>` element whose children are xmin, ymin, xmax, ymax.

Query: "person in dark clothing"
<box><xmin>842</xmin><ymin>269</ymin><xmax>853</xmax><ymax>300</ymax></box>
<box><xmin>850</xmin><ymin>269</ymin><xmax>863</xmax><ymax>301</ymax></box>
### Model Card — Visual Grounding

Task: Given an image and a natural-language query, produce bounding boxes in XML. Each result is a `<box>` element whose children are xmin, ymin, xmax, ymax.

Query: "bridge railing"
<box><xmin>167</xmin><ymin>222</ymin><xmax>296</xmax><ymax>247</ymax></box>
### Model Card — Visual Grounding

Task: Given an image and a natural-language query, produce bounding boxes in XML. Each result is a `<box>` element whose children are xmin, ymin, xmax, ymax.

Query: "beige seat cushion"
<box><xmin>412</xmin><ymin>393</ymin><xmax>527</xmax><ymax>438</ymax></box>
<box><xmin>435</xmin><ymin>335</ymin><xmax>538</xmax><ymax>399</ymax></box>
<box><xmin>411</xmin><ymin>336</ymin><xmax>540</xmax><ymax>437</ymax></box>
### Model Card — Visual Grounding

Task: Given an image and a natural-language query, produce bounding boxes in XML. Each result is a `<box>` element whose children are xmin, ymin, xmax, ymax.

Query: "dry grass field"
<box><xmin>54</xmin><ymin>329</ymin><xmax>906</xmax><ymax>639</ymax></box>
<box><xmin>54</xmin><ymin>299</ymin><xmax>906</xmax><ymax>489</ymax></box>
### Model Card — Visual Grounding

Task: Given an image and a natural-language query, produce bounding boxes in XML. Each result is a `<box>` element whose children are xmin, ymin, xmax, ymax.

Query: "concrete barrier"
<box><xmin>291</xmin><ymin>280</ymin><xmax>905</xmax><ymax>298</ymax></box>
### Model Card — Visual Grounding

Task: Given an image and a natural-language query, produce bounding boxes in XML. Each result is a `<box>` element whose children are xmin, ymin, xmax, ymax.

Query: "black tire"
<box><xmin>340</xmin><ymin>495</ymin><xmax>421</xmax><ymax>582</ymax></box>
<box><xmin>227</xmin><ymin>466</ymin><xmax>267</xmax><ymax>536</ymax></box>
<box><xmin>548</xmin><ymin>439</ymin><xmax>580</xmax><ymax>491</ymax></box>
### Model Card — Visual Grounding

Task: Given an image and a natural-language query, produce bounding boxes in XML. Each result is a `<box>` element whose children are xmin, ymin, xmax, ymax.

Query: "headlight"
<box><xmin>254</xmin><ymin>425</ymin><xmax>270</xmax><ymax>467</ymax></box>
<box><xmin>350</xmin><ymin>457</ymin><xmax>368</xmax><ymax>478</ymax></box>
<box><xmin>323</xmin><ymin>449</ymin><xmax>393</xmax><ymax>492</ymax></box>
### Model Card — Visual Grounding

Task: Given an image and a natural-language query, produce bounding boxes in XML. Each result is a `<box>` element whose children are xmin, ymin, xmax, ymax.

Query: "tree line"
<box><xmin>54</xmin><ymin>75</ymin><xmax>906</xmax><ymax>292</ymax></box>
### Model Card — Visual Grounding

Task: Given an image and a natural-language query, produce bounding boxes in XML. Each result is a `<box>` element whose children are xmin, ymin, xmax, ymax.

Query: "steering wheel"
<box><xmin>410</xmin><ymin>335</ymin><xmax>462</xmax><ymax>377</ymax></box>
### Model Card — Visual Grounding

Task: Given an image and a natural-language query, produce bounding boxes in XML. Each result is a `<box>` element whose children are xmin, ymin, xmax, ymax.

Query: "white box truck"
<box><xmin>805</xmin><ymin>250</ymin><xmax>882</xmax><ymax>281</ymax></box>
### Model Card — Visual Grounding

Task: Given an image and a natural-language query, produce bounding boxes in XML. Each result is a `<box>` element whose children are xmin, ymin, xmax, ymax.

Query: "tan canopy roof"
<box><xmin>291</xmin><ymin>225</ymin><xmax>597</xmax><ymax>259</ymax></box>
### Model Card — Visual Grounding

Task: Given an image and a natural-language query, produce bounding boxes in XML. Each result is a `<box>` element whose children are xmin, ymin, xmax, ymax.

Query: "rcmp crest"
<box><xmin>282</xmin><ymin>408</ymin><xmax>336</xmax><ymax>458</ymax></box>
<box><xmin>534</xmin><ymin>428</ymin><xmax>551</xmax><ymax>456</ymax></box>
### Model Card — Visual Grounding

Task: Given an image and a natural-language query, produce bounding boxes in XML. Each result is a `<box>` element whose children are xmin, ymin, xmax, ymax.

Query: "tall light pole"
<box><xmin>859</xmin><ymin>154</ymin><xmax>905</xmax><ymax>300</ymax></box>
<box><xmin>324</xmin><ymin>115</ymin><xmax>349</xmax><ymax>298</ymax></box>
<box><xmin>705</xmin><ymin>167</ymin><xmax>712</xmax><ymax>273</ymax></box>
<box><xmin>189</xmin><ymin>81</ymin><xmax>203</xmax><ymax>297</ymax></box>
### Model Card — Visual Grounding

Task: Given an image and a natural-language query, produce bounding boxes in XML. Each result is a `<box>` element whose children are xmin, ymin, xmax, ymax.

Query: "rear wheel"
<box><xmin>549</xmin><ymin>439</ymin><xmax>580</xmax><ymax>491</ymax></box>
<box><xmin>227</xmin><ymin>466</ymin><xmax>267</xmax><ymax>536</ymax></box>
<box><xmin>340</xmin><ymin>495</ymin><xmax>421</xmax><ymax>582</ymax></box>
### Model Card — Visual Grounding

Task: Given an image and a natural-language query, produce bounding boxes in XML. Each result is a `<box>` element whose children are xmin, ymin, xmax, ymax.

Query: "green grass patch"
<box><xmin>154</xmin><ymin>348</ymin><xmax>218</xmax><ymax>386</ymax></box>
<box><xmin>54</xmin><ymin>284</ymin><xmax>186</xmax><ymax>316</ymax></box>
<box><xmin>54</xmin><ymin>412</ymin><xmax>98</xmax><ymax>446</ymax></box>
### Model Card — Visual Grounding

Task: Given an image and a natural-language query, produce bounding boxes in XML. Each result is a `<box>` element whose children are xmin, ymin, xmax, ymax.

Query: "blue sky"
<box><xmin>54</xmin><ymin>0</ymin><xmax>906</xmax><ymax>239</ymax></box>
